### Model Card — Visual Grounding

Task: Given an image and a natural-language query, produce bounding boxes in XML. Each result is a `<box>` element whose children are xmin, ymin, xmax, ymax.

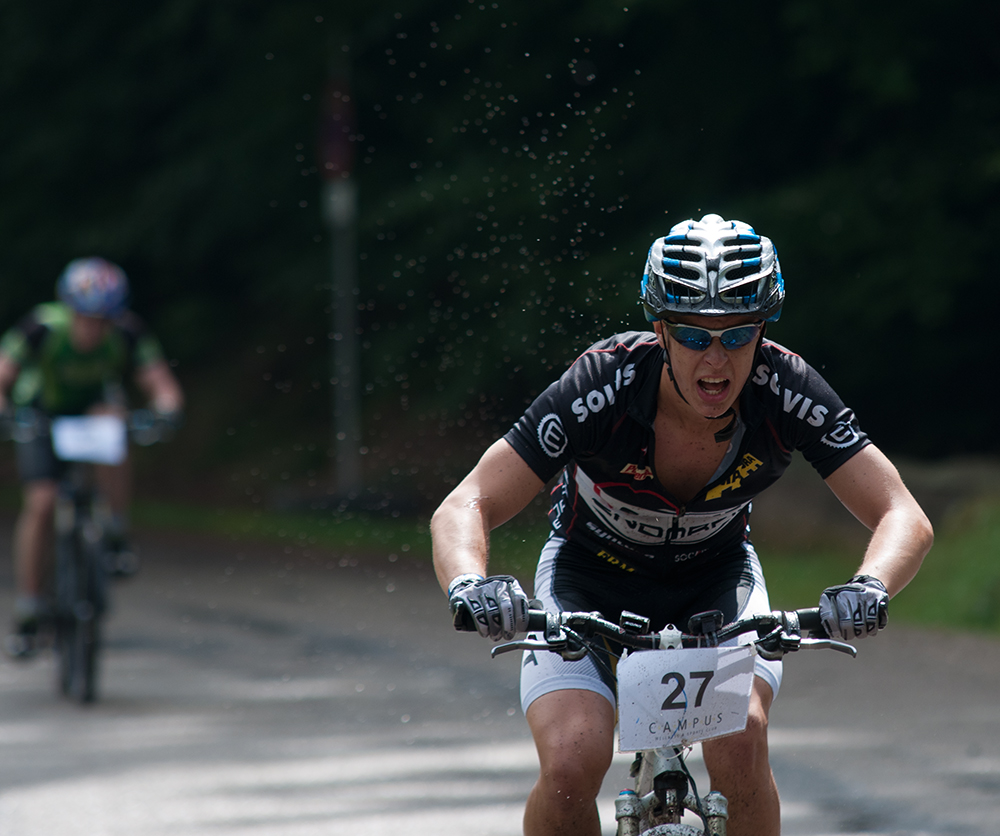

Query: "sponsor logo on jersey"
<box><xmin>820</xmin><ymin>420</ymin><xmax>861</xmax><ymax>449</ymax></box>
<box><xmin>672</xmin><ymin>549</ymin><xmax>707</xmax><ymax>563</ymax></box>
<box><xmin>570</xmin><ymin>363</ymin><xmax>637</xmax><ymax>423</ymax></box>
<box><xmin>621</xmin><ymin>463</ymin><xmax>655</xmax><ymax>481</ymax></box>
<box><xmin>575</xmin><ymin>468</ymin><xmax>746</xmax><ymax>546</ymax></box>
<box><xmin>596</xmin><ymin>549</ymin><xmax>635</xmax><ymax>572</ymax></box>
<box><xmin>751</xmin><ymin>363</ymin><xmax>829</xmax><ymax>427</ymax></box>
<box><xmin>705</xmin><ymin>453</ymin><xmax>764</xmax><ymax>501</ymax></box>
<box><xmin>537</xmin><ymin>412</ymin><xmax>568</xmax><ymax>458</ymax></box>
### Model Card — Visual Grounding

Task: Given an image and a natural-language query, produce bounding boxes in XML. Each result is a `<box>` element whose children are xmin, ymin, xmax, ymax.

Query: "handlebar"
<box><xmin>467</xmin><ymin>606</ymin><xmax>857</xmax><ymax>661</ymax></box>
<box><xmin>0</xmin><ymin>407</ymin><xmax>179</xmax><ymax>446</ymax></box>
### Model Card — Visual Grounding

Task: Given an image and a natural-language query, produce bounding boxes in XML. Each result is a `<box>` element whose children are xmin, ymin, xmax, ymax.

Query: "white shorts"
<box><xmin>519</xmin><ymin>535</ymin><xmax>783</xmax><ymax>714</ymax></box>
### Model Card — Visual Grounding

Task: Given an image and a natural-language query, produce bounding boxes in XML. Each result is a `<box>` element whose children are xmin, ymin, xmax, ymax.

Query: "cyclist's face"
<box><xmin>654</xmin><ymin>314</ymin><xmax>761</xmax><ymax>419</ymax></box>
<box><xmin>70</xmin><ymin>313</ymin><xmax>112</xmax><ymax>352</ymax></box>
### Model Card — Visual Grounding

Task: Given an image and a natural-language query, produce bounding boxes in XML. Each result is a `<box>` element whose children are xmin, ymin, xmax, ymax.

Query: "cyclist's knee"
<box><xmin>22</xmin><ymin>481</ymin><xmax>58</xmax><ymax>517</ymax></box>
<box><xmin>527</xmin><ymin>690</ymin><xmax>615</xmax><ymax>795</ymax></box>
<box><xmin>704</xmin><ymin>678</ymin><xmax>772</xmax><ymax>771</ymax></box>
<box><xmin>538</xmin><ymin>748</ymin><xmax>609</xmax><ymax>797</ymax></box>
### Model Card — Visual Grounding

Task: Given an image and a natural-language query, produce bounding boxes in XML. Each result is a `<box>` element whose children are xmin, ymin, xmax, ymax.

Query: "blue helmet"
<box><xmin>640</xmin><ymin>214</ymin><xmax>784</xmax><ymax>323</ymax></box>
<box><xmin>56</xmin><ymin>257</ymin><xmax>129</xmax><ymax>317</ymax></box>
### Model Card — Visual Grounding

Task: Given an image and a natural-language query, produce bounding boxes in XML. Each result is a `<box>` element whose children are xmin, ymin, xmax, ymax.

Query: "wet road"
<box><xmin>1</xmin><ymin>524</ymin><xmax>999</xmax><ymax>835</ymax></box>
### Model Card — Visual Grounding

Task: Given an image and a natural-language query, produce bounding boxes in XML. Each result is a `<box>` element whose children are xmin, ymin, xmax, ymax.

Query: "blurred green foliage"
<box><xmin>1</xmin><ymin>1</ymin><xmax>997</xmax><ymax>509</ymax></box>
<box><xmin>889</xmin><ymin>497</ymin><xmax>1000</xmax><ymax>633</ymax></box>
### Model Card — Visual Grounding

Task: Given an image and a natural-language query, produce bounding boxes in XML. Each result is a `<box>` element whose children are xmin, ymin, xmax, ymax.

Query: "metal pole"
<box><xmin>325</xmin><ymin>177</ymin><xmax>362</xmax><ymax>497</ymax></box>
<box><xmin>320</xmin><ymin>53</ymin><xmax>363</xmax><ymax>499</ymax></box>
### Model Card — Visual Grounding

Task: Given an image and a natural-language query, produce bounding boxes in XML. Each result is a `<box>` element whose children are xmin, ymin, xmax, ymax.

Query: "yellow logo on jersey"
<box><xmin>706</xmin><ymin>454</ymin><xmax>763</xmax><ymax>500</ymax></box>
<box><xmin>597</xmin><ymin>550</ymin><xmax>635</xmax><ymax>572</ymax></box>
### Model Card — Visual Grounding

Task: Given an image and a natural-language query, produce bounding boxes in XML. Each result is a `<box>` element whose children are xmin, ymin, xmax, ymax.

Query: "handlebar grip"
<box><xmin>453</xmin><ymin>605</ymin><xmax>549</xmax><ymax>634</ymax></box>
<box><xmin>452</xmin><ymin>602</ymin><xmax>476</xmax><ymax>632</ymax></box>
<box><xmin>527</xmin><ymin>609</ymin><xmax>549</xmax><ymax>632</ymax></box>
<box><xmin>796</xmin><ymin>607</ymin><xmax>827</xmax><ymax>638</ymax></box>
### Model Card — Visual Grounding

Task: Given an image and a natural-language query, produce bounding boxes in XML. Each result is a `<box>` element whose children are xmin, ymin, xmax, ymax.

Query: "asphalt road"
<box><xmin>1</xmin><ymin>523</ymin><xmax>999</xmax><ymax>836</ymax></box>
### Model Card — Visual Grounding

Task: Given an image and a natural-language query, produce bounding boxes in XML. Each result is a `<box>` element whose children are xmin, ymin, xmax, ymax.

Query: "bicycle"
<box><xmin>459</xmin><ymin>603</ymin><xmax>857</xmax><ymax>836</ymax></box>
<box><xmin>2</xmin><ymin>407</ymin><xmax>174</xmax><ymax>703</ymax></box>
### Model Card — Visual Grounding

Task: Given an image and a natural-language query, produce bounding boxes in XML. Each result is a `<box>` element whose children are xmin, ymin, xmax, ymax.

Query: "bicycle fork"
<box><xmin>615</xmin><ymin>749</ymin><xmax>728</xmax><ymax>836</ymax></box>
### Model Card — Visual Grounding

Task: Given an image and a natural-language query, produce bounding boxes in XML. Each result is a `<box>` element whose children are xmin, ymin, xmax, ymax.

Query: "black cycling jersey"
<box><xmin>504</xmin><ymin>331</ymin><xmax>869</xmax><ymax>581</ymax></box>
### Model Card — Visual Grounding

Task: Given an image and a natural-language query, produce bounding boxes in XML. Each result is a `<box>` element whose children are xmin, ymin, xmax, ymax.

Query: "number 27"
<box><xmin>661</xmin><ymin>670</ymin><xmax>714</xmax><ymax>711</ymax></box>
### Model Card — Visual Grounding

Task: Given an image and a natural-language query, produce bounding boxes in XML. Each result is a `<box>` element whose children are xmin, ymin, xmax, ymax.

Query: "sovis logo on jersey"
<box><xmin>537</xmin><ymin>413</ymin><xmax>568</xmax><ymax>458</ymax></box>
<box><xmin>751</xmin><ymin>364</ymin><xmax>829</xmax><ymax>427</ymax></box>
<box><xmin>621</xmin><ymin>463</ymin><xmax>655</xmax><ymax>481</ymax></box>
<box><xmin>705</xmin><ymin>453</ymin><xmax>763</xmax><ymax>500</ymax></box>
<box><xmin>570</xmin><ymin>363</ymin><xmax>636</xmax><ymax>423</ymax></box>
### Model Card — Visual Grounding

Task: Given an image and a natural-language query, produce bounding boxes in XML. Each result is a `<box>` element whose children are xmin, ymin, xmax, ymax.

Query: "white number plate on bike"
<box><xmin>617</xmin><ymin>646</ymin><xmax>756</xmax><ymax>751</ymax></box>
<box><xmin>51</xmin><ymin>416</ymin><xmax>127</xmax><ymax>465</ymax></box>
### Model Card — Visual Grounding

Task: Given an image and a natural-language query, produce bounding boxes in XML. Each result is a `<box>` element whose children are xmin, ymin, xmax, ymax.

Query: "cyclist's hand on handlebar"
<box><xmin>819</xmin><ymin>575</ymin><xmax>888</xmax><ymax>640</ymax></box>
<box><xmin>154</xmin><ymin>409</ymin><xmax>183</xmax><ymax>434</ymax></box>
<box><xmin>448</xmin><ymin>574</ymin><xmax>530</xmax><ymax>641</ymax></box>
<box><xmin>130</xmin><ymin>408</ymin><xmax>182</xmax><ymax>444</ymax></box>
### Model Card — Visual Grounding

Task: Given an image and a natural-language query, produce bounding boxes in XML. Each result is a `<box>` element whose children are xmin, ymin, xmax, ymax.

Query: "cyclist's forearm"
<box><xmin>854</xmin><ymin>500</ymin><xmax>933</xmax><ymax>597</ymax></box>
<box><xmin>431</xmin><ymin>438</ymin><xmax>544</xmax><ymax>594</ymax></box>
<box><xmin>135</xmin><ymin>360</ymin><xmax>184</xmax><ymax>413</ymax></box>
<box><xmin>431</xmin><ymin>498</ymin><xmax>490</xmax><ymax>594</ymax></box>
<box><xmin>824</xmin><ymin>444</ymin><xmax>933</xmax><ymax>597</ymax></box>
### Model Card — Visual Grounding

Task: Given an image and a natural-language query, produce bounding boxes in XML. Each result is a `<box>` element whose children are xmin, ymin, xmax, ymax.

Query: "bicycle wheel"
<box><xmin>53</xmin><ymin>524</ymin><xmax>81</xmax><ymax>698</ymax></box>
<box><xmin>53</xmin><ymin>521</ymin><xmax>103</xmax><ymax>703</ymax></box>
<box><xmin>72</xmin><ymin>530</ymin><xmax>106</xmax><ymax>703</ymax></box>
<box><xmin>55</xmin><ymin>599</ymin><xmax>100</xmax><ymax>702</ymax></box>
<box><xmin>54</xmin><ymin>615</ymin><xmax>75</xmax><ymax>696</ymax></box>
<box><xmin>71</xmin><ymin>606</ymin><xmax>100</xmax><ymax>703</ymax></box>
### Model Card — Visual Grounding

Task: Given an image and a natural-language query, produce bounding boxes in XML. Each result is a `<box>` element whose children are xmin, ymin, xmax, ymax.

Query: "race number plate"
<box><xmin>617</xmin><ymin>646</ymin><xmax>756</xmax><ymax>751</ymax></box>
<box><xmin>51</xmin><ymin>416</ymin><xmax>128</xmax><ymax>465</ymax></box>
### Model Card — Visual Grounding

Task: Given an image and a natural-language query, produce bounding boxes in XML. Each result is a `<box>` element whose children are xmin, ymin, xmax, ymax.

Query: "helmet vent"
<box><xmin>722</xmin><ymin>247</ymin><xmax>761</xmax><ymax>263</ymax></box>
<box><xmin>663</xmin><ymin>279</ymin><xmax>705</xmax><ymax>303</ymax></box>
<box><xmin>720</xmin><ymin>280</ymin><xmax>760</xmax><ymax>304</ymax></box>
<box><xmin>725</xmin><ymin>264</ymin><xmax>760</xmax><ymax>282</ymax></box>
<box><xmin>662</xmin><ymin>263</ymin><xmax>701</xmax><ymax>283</ymax></box>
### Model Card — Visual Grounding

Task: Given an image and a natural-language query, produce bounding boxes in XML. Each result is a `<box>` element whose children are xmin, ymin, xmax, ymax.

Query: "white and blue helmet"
<box><xmin>640</xmin><ymin>214</ymin><xmax>784</xmax><ymax>322</ymax></box>
<box><xmin>56</xmin><ymin>257</ymin><xmax>129</xmax><ymax>317</ymax></box>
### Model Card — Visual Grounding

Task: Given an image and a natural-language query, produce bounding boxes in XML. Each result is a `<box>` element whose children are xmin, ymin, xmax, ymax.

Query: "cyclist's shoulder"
<box><xmin>29</xmin><ymin>301</ymin><xmax>71</xmax><ymax>330</ymax></box>
<box><xmin>566</xmin><ymin>330</ymin><xmax>662</xmax><ymax>377</ymax></box>
<box><xmin>750</xmin><ymin>339</ymin><xmax>835</xmax><ymax>397</ymax></box>
<box><xmin>1</xmin><ymin>303</ymin><xmax>66</xmax><ymax>356</ymax></box>
<box><xmin>579</xmin><ymin>329</ymin><xmax>662</xmax><ymax>357</ymax></box>
<box><xmin>8</xmin><ymin>301</ymin><xmax>68</xmax><ymax>334</ymax></box>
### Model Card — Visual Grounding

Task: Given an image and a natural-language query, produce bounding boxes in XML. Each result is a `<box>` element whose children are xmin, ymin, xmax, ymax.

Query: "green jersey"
<box><xmin>0</xmin><ymin>302</ymin><xmax>165</xmax><ymax>415</ymax></box>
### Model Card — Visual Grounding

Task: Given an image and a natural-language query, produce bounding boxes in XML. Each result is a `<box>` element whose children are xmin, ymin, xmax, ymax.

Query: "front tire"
<box><xmin>55</xmin><ymin>606</ymin><xmax>99</xmax><ymax>703</ymax></box>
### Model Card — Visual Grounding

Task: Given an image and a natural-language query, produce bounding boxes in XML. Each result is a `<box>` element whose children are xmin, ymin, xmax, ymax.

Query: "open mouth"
<box><xmin>697</xmin><ymin>377</ymin><xmax>731</xmax><ymax>398</ymax></box>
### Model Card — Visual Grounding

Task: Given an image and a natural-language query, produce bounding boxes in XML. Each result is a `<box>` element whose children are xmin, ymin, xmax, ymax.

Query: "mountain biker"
<box><xmin>431</xmin><ymin>214</ymin><xmax>933</xmax><ymax>836</ymax></box>
<box><xmin>0</xmin><ymin>257</ymin><xmax>184</xmax><ymax>659</ymax></box>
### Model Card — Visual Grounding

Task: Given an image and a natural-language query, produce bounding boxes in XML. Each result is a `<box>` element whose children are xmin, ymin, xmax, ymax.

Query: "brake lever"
<box><xmin>755</xmin><ymin>631</ymin><xmax>858</xmax><ymax>660</ymax></box>
<box><xmin>491</xmin><ymin>638</ymin><xmax>563</xmax><ymax>657</ymax></box>
<box><xmin>799</xmin><ymin>637</ymin><xmax>858</xmax><ymax>657</ymax></box>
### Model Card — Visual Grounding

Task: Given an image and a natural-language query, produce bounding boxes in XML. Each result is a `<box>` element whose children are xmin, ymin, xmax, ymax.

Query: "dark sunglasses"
<box><xmin>664</xmin><ymin>321</ymin><xmax>762</xmax><ymax>351</ymax></box>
